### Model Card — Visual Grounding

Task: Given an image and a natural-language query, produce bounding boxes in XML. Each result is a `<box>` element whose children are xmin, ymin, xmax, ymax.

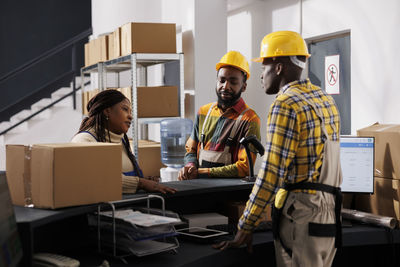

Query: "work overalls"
<box><xmin>198</xmin><ymin>103</ymin><xmax>248</xmax><ymax>168</ymax></box>
<box><xmin>273</xmin><ymin>94</ymin><xmax>343</xmax><ymax>267</ymax></box>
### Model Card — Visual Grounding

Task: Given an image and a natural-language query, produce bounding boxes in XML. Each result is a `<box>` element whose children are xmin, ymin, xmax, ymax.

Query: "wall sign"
<box><xmin>325</xmin><ymin>55</ymin><xmax>340</xmax><ymax>94</ymax></box>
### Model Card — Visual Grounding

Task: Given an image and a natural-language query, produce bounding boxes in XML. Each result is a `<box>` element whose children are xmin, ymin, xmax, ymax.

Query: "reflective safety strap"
<box><xmin>200</xmin><ymin>103</ymin><xmax>216</xmax><ymax>150</ymax></box>
<box><xmin>226</xmin><ymin>108</ymin><xmax>249</xmax><ymax>148</ymax></box>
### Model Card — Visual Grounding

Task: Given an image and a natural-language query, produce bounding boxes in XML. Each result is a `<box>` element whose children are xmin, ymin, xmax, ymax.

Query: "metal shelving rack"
<box><xmin>81</xmin><ymin>53</ymin><xmax>185</xmax><ymax>159</ymax></box>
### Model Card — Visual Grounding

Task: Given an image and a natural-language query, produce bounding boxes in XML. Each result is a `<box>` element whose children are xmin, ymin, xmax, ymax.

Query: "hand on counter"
<box><xmin>139</xmin><ymin>178</ymin><xmax>177</xmax><ymax>194</ymax></box>
<box><xmin>178</xmin><ymin>165</ymin><xmax>198</xmax><ymax>180</ymax></box>
<box><xmin>212</xmin><ymin>229</ymin><xmax>253</xmax><ymax>253</ymax></box>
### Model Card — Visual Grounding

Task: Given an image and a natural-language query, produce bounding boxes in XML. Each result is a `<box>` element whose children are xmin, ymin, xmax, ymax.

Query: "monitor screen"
<box><xmin>340</xmin><ymin>136</ymin><xmax>374</xmax><ymax>193</ymax></box>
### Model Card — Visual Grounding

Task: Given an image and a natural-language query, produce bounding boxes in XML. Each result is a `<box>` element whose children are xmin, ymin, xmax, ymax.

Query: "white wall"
<box><xmin>91</xmin><ymin>0</ymin><xmax>163</xmax><ymax>37</ymax></box>
<box><xmin>193</xmin><ymin>0</ymin><xmax>227</xmax><ymax>111</ymax></box>
<box><xmin>227</xmin><ymin>1</ymin><xmax>273</xmax><ymax>170</ymax></box>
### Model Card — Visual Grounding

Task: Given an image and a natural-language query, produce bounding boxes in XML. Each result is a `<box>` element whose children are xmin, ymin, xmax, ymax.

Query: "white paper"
<box><xmin>101</xmin><ymin>210</ymin><xmax>181</xmax><ymax>227</ymax></box>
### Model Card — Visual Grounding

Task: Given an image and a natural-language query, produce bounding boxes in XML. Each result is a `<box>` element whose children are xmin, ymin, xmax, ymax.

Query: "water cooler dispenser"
<box><xmin>160</xmin><ymin>118</ymin><xmax>193</xmax><ymax>182</ymax></box>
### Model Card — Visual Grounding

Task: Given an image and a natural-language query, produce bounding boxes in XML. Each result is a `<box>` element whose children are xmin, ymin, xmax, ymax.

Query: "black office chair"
<box><xmin>239</xmin><ymin>135</ymin><xmax>265</xmax><ymax>182</ymax></box>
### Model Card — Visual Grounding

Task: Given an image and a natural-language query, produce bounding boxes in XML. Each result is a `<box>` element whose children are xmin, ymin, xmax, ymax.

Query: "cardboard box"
<box><xmin>121</xmin><ymin>22</ymin><xmax>176</xmax><ymax>55</ymax></box>
<box><xmin>357</xmin><ymin>123</ymin><xmax>400</xmax><ymax>179</ymax></box>
<box><xmin>85</xmin><ymin>35</ymin><xmax>109</xmax><ymax>66</ymax></box>
<box><xmin>82</xmin><ymin>85</ymin><xmax>178</xmax><ymax>117</ymax></box>
<box><xmin>96</xmin><ymin>34</ymin><xmax>109</xmax><ymax>62</ymax></box>
<box><xmin>107</xmin><ymin>32</ymin><xmax>115</xmax><ymax>60</ymax></box>
<box><xmin>137</xmin><ymin>140</ymin><xmax>165</xmax><ymax>177</ymax></box>
<box><xmin>354</xmin><ymin>176</ymin><xmax>400</xmax><ymax>220</ymax></box>
<box><xmin>184</xmin><ymin>92</ymin><xmax>195</xmax><ymax>121</ymax></box>
<box><xmin>223</xmin><ymin>201</ymin><xmax>272</xmax><ymax>225</ymax></box>
<box><xmin>118</xmin><ymin>87</ymin><xmax>132</xmax><ymax>103</ymax></box>
<box><xmin>137</xmin><ymin>86</ymin><xmax>179</xmax><ymax>117</ymax></box>
<box><xmin>6</xmin><ymin>143</ymin><xmax>122</xmax><ymax>209</ymax></box>
<box><xmin>89</xmin><ymin>39</ymin><xmax>96</xmax><ymax>66</ymax></box>
<box><xmin>107</xmin><ymin>28</ymin><xmax>121</xmax><ymax>60</ymax></box>
<box><xmin>113</xmin><ymin>27</ymin><xmax>121</xmax><ymax>59</ymax></box>
<box><xmin>84</xmin><ymin>39</ymin><xmax>96</xmax><ymax>66</ymax></box>
<box><xmin>81</xmin><ymin>91</ymin><xmax>87</xmax><ymax>115</ymax></box>
<box><xmin>84</xmin><ymin>42</ymin><xmax>90</xmax><ymax>67</ymax></box>
<box><xmin>82</xmin><ymin>89</ymin><xmax>100</xmax><ymax>115</ymax></box>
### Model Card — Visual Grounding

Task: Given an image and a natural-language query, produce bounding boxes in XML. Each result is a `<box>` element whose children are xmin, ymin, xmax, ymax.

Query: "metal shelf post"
<box><xmin>80</xmin><ymin>53</ymin><xmax>185</xmax><ymax>163</ymax></box>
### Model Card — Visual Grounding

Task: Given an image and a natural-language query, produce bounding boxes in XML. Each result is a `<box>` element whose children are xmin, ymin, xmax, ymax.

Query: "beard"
<box><xmin>216</xmin><ymin>87</ymin><xmax>243</xmax><ymax>108</ymax></box>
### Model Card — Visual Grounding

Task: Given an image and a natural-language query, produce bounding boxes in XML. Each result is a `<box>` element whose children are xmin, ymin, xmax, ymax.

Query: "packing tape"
<box><xmin>23</xmin><ymin>145</ymin><xmax>34</xmax><ymax>208</ymax></box>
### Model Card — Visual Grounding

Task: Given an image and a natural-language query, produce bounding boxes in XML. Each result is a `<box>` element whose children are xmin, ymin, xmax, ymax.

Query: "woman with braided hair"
<box><xmin>71</xmin><ymin>89</ymin><xmax>177</xmax><ymax>194</ymax></box>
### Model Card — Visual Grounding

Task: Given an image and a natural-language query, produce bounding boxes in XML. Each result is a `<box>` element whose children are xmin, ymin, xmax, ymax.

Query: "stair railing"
<box><xmin>0</xmin><ymin>80</ymin><xmax>90</xmax><ymax>136</ymax></box>
<box><xmin>0</xmin><ymin>28</ymin><xmax>92</xmax><ymax>123</ymax></box>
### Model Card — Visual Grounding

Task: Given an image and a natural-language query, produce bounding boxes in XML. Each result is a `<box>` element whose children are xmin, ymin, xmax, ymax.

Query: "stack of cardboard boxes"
<box><xmin>81</xmin><ymin>22</ymin><xmax>180</xmax><ymax>187</ymax></box>
<box><xmin>84</xmin><ymin>22</ymin><xmax>176</xmax><ymax>67</ymax></box>
<box><xmin>355</xmin><ymin>123</ymin><xmax>400</xmax><ymax>223</ymax></box>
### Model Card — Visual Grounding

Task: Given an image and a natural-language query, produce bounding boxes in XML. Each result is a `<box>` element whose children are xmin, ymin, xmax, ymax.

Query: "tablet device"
<box><xmin>177</xmin><ymin>227</ymin><xmax>228</xmax><ymax>239</ymax></box>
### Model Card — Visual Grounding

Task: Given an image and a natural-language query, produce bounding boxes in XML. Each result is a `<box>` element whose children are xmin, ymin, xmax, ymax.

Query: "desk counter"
<box><xmin>14</xmin><ymin>178</ymin><xmax>400</xmax><ymax>267</ymax></box>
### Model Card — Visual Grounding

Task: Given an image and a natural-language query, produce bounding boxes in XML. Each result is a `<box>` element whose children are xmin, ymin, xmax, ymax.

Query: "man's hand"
<box><xmin>178</xmin><ymin>165</ymin><xmax>198</xmax><ymax>180</ymax></box>
<box><xmin>212</xmin><ymin>229</ymin><xmax>253</xmax><ymax>253</ymax></box>
<box><xmin>139</xmin><ymin>178</ymin><xmax>177</xmax><ymax>194</ymax></box>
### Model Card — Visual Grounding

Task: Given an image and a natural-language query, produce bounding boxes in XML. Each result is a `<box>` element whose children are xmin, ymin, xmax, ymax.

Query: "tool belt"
<box><xmin>272</xmin><ymin>182</ymin><xmax>342</xmax><ymax>257</ymax></box>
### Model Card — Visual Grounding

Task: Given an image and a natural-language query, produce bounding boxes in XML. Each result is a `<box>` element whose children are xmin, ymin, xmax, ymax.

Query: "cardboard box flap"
<box><xmin>357</xmin><ymin>123</ymin><xmax>400</xmax><ymax>134</ymax></box>
<box><xmin>32</xmin><ymin>143</ymin><xmax>118</xmax><ymax>148</ymax></box>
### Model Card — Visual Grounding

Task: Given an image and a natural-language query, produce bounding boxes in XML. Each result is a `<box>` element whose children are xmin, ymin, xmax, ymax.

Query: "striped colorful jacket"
<box><xmin>184</xmin><ymin>98</ymin><xmax>261</xmax><ymax>177</ymax></box>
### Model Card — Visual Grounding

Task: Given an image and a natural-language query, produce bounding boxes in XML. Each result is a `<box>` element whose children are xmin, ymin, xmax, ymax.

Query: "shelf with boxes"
<box><xmin>80</xmin><ymin>22</ymin><xmax>184</xmax><ymax>173</ymax></box>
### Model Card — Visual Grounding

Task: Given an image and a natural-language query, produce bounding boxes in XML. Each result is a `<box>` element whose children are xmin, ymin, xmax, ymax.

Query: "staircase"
<box><xmin>0</xmin><ymin>77</ymin><xmax>90</xmax><ymax>171</ymax></box>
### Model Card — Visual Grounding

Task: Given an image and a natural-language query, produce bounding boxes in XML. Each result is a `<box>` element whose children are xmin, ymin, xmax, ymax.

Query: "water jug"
<box><xmin>160</xmin><ymin>118</ymin><xmax>193</xmax><ymax>181</ymax></box>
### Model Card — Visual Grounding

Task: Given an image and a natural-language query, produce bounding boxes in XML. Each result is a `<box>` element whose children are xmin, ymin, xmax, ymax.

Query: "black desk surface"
<box><xmin>13</xmin><ymin>178</ymin><xmax>400</xmax><ymax>267</ymax></box>
<box><xmin>73</xmin><ymin>225</ymin><xmax>400</xmax><ymax>267</ymax></box>
<box><xmin>14</xmin><ymin>178</ymin><xmax>255</xmax><ymax>226</ymax></box>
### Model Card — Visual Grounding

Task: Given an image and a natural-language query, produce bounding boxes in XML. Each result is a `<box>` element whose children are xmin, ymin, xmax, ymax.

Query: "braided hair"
<box><xmin>79</xmin><ymin>89</ymin><xmax>143</xmax><ymax>177</ymax></box>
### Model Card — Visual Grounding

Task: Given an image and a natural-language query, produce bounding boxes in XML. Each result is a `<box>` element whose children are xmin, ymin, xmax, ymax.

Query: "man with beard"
<box><xmin>214</xmin><ymin>31</ymin><xmax>342</xmax><ymax>267</ymax></box>
<box><xmin>178</xmin><ymin>51</ymin><xmax>261</xmax><ymax>180</ymax></box>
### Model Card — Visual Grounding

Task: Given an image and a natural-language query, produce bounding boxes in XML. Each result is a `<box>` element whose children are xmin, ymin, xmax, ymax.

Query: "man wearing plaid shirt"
<box><xmin>215</xmin><ymin>31</ymin><xmax>342</xmax><ymax>267</ymax></box>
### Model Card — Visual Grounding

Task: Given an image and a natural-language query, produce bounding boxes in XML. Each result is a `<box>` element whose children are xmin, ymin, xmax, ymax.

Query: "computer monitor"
<box><xmin>0</xmin><ymin>171</ymin><xmax>23</xmax><ymax>267</ymax></box>
<box><xmin>340</xmin><ymin>136</ymin><xmax>374</xmax><ymax>193</ymax></box>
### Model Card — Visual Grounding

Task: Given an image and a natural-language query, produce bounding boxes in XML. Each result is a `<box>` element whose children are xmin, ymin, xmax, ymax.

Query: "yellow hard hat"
<box><xmin>253</xmin><ymin>31</ymin><xmax>311</xmax><ymax>62</ymax></box>
<box><xmin>216</xmin><ymin>51</ymin><xmax>250</xmax><ymax>80</ymax></box>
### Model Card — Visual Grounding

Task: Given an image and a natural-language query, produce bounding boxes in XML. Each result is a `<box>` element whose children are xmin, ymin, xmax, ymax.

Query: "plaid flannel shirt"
<box><xmin>239</xmin><ymin>79</ymin><xmax>340</xmax><ymax>231</ymax></box>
